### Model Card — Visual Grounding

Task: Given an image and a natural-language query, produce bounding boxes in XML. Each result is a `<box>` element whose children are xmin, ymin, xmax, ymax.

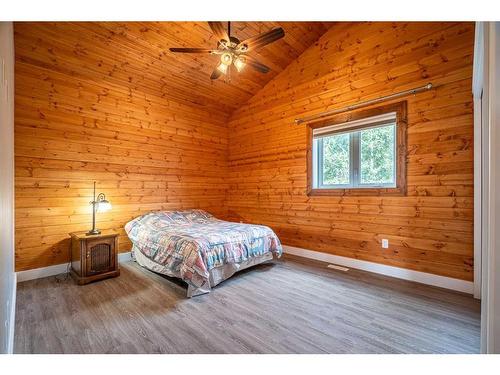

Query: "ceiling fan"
<box><xmin>169</xmin><ymin>22</ymin><xmax>285</xmax><ymax>80</ymax></box>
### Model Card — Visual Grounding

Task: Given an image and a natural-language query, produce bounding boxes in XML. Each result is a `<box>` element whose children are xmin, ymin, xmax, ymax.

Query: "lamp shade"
<box><xmin>216</xmin><ymin>62</ymin><xmax>228</xmax><ymax>74</ymax></box>
<box><xmin>234</xmin><ymin>56</ymin><xmax>246</xmax><ymax>72</ymax></box>
<box><xmin>96</xmin><ymin>200</ymin><xmax>112</xmax><ymax>213</ymax></box>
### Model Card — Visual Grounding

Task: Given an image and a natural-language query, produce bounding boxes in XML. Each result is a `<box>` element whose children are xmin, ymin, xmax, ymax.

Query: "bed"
<box><xmin>124</xmin><ymin>209</ymin><xmax>282</xmax><ymax>297</ymax></box>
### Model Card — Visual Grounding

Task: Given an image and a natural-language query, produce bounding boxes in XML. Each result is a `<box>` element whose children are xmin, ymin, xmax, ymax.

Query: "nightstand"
<box><xmin>69</xmin><ymin>230</ymin><xmax>120</xmax><ymax>285</ymax></box>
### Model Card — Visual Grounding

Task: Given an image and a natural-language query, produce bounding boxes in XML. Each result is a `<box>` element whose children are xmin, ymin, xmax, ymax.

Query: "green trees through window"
<box><xmin>318</xmin><ymin>124</ymin><xmax>396</xmax><ymax>188</ymax></box>
<box><xmin>322</xmin><ymin>133</ymin><xmax>350</xmax><ymax>185</ymax></box>
<box><xmin>360</xmin><ymin>125</ymin><xmax>395</xmax><ymax>184</ymax></box>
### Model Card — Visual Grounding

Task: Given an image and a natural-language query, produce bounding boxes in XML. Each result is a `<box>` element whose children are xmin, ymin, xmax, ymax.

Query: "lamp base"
<box><xmin>86</xmin><ymin>229</ymin><xmax>101</xmax><ymax>236</ymax></box>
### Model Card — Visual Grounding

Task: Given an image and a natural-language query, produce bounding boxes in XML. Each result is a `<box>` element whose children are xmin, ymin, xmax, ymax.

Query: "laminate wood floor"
<box><xmin>14</xmin><ymin>255</ymin><xmax>481</xmax><ymax>353</ymax></box>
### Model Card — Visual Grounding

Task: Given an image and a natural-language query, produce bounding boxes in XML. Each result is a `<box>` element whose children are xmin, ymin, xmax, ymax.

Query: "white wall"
<box><xmin>478</xmin><ymin>21</ymin><xmax>500</xmax><ymax>354</ymax></box>
<box><xmin>0</xmin><ymin>22</ymin><xmax>15</xmax><ymax>354</ymax></box>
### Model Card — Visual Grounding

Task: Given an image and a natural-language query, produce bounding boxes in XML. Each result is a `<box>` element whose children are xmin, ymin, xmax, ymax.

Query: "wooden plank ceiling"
<box><xmin>18</xmin><ymin>22</ymin><xmax>331</xmax><ymax>115</ymax></box>
<box><xmin>155</xmin><ymin>21</ymin><xmax>332</xmax><ymax>113</ymax></box>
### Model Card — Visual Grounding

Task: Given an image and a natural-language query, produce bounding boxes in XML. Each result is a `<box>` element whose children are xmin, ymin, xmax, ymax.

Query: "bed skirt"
<box><xmin>132</xmin><ymin>246</ymin><xmax>274</xmax><ymax>297</ymax></box>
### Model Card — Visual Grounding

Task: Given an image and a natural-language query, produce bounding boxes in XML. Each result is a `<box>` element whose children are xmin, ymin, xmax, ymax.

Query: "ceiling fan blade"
<box><xmin>237</xmin><ymin>27</ymin><xmax>285</xmax><ymax>52</ymax></box>
<box><xmin>208</xmin><ymin>22</ymin><xmax>229</xmax><ymax>42</ymax></box>
<box><xmin>210</xmin><ymin>67</ymin><xmax>223</xmax><ymax>80</ymax></box>
<box><xmin>169</xmin><ymin>47</ymin><xmax>216</xmax><ymax>53</ymax></box>
<box><xmin>245</xmin><ymin>56</ymin><xmax>270</xmax><ymax>74</ymax></box>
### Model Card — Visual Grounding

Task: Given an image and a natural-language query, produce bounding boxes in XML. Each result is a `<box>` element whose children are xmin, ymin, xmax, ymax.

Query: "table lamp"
<box><xmin>87</xmin><ymin>181</ymin><xmax>112</xmax><ymax>235</ymax></box>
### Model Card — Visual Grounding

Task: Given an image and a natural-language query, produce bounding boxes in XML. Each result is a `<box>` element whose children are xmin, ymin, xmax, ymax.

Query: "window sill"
<box><xmin>307</xmin><ymin>187</ymin><xmax>406</xmax><ymax>196</ymax></box>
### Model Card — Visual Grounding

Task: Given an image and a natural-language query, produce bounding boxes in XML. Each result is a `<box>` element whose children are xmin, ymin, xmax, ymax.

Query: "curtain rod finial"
<box><xmin>426</xmin><ymin>83</ymin><xmax>433</xmax><ymax>89</ymax></box>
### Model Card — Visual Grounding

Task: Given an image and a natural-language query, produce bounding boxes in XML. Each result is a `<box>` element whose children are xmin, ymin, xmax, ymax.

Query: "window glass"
<box><xmin>322</xmin><ymin>133</ymin><xmax>350</xmax><ymax>186</ymax></box>
<box><xmin>359</xmin><ymin>124</ymin><xmax>396</xmax><ymax>185</ymax></box>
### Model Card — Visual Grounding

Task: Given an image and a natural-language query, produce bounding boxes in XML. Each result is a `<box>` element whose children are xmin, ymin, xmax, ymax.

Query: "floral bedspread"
<box><xmin>124</xmin><ymin>210</ymin><xmax>282</xmax><ymax>289</ymax></box>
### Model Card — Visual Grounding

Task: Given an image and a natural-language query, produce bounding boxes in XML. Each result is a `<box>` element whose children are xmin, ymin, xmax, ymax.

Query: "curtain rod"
<box><xmin>294</xmin><ymin>83</ymin><xmax>433</xmax><ymax>125</ymax></box>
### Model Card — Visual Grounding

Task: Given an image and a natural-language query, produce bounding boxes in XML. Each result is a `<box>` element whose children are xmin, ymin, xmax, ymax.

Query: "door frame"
<box><xmin>476</xmin><ymin>21</ymin><xmax>500</xmax><ymax>354</ymax></box>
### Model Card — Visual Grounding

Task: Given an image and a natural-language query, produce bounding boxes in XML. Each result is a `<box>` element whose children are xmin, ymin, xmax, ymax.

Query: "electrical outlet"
<box><xmin>381</xmin><ymin>239</ymin><xmax>389</xmax><ymax>249</ymax></box>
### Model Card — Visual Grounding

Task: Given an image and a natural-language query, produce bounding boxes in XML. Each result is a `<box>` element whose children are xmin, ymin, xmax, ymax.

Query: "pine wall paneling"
<box><xmin>14</xmin><ymin>22</ymin><xmax>232</xmax><ymax>271</ymax></box>
<box><xmin>14</xmin><ymin>21</ymin><xmax>331</xmax><ymax>272</ymax></box>
<box><xmin>226</xmin><ymin>22</ymin><xmax>475</xmax><ymax>281</ymax></box>
<box><xmin>14</xmin><ymin>21</ymin><xmax>475</xmax><ymax>282</ymax></box>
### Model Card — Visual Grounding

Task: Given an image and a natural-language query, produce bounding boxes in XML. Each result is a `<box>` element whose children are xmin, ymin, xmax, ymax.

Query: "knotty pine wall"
<box><xmin>226</xmin><ymin>22</ymin><xmax>475</xmax><ymax>281</ymax></box>
<box><xmin>14</xmin><ymin>22</ymin><xmax>475</xmax><ymax>280</ymax></box>
<box><xmin>14</xmin><ymin>23</ymin><xmax>229</xmax><ymax>271</ymax></box>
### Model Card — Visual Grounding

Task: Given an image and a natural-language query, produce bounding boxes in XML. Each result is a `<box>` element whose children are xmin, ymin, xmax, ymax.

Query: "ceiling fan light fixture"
<box><xmin>234</xmin><ymin>56</ymin><xmax>246</xmax><ymax>72</ymax></box>
<box><xmin>170</xmin><ymin>22</ymin><xmax>284</xmax><ymax>80</ymax></box>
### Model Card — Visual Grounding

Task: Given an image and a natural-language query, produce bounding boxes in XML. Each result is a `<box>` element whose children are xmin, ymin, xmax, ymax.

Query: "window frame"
<box><xmin>306</xmin><ymin>101</ymin><xmax>407</xmax><ymax>196</ymax></box>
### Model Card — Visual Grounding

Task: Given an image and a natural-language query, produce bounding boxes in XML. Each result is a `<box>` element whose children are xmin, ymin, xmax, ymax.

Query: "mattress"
<box><xmin>125</xmin><ymin>209</ymin><xmax>282</xmax><ymax>296</ymax></box>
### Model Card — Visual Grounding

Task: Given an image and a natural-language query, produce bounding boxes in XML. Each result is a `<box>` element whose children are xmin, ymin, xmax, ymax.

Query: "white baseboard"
<box><xmin>16</xmin><ymin>251</ymin><xmax>132</xmax><ymax>283</ymax></box>
<box><xmin>16</xmin><ymin>263</ymin><xmax>69</xmax><ymax>283</ymax></box>
<box><xmin>7</xmin><ymin>272</ymin><xmax>16</xmax><ymax>354</ymax></box>
<box><xmin>17</xmin><ymin>247</ymin><xmax>474</xmax><ymax>295</ymax></box>
<box><xmin>283</xmin><ymin>245</ymin><xmax>474</xmax><ymax>294</ymax></box>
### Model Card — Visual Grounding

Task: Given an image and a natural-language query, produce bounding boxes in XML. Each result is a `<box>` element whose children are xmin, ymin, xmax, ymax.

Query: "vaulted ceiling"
<box><xmin>15</xmin><ymin>22</ymin><xmax>332</xmax><ymax>115</ymax></box>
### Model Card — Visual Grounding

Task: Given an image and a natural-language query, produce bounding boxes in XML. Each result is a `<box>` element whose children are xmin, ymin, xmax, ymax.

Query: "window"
<box><xmin>313</xmin><ymin>118</ymin><xmax>396</xmax><ymax>189</ymax></box>
<box><xmin>307</xmin><ymin>102</ymin><xmax>407</xmax><ymax>196</ymax></box>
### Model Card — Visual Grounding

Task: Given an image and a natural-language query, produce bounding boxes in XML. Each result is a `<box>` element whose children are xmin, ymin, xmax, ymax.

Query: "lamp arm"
<box><xmin>90</xmin><ymin>200</ymin><xmax>97</xmax><ymax>233</ymax></box>
<box><xmin>86</xmin><ymin>182</ymin><xmax>104</xmax><ymax>236</ymax></box>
